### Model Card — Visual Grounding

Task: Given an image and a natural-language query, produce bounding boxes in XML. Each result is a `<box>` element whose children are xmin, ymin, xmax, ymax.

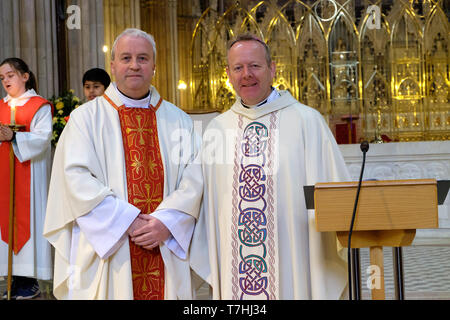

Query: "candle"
<box><xmin>10</xmin><ymin>100</ymin><xmax>16</xmax><ymax>125</ymax></box>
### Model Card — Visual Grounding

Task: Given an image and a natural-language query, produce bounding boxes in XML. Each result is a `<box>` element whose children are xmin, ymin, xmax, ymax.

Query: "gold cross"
<box><xmin>126</xmin><ymin>115</ymin><xmax>153</xmax><ymax>145</ymax></box>
<box><xmin>133</xmin><ymin>183</ymin><xmax>163</xmax><ymax>213</ymax></box>
<box><xmin>132</xmin><ymin>256</ymin><xmax>162</xmax><ymax>291</ymax></box>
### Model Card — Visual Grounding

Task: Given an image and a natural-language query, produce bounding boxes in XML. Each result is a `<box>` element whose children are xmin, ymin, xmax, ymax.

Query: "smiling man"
<box><xmin>197</xmin><ymin>34</ymin><xmax>351</xmax><ymax>300</ymax></box>
<box><xmin>226</xmin><ymin>36</ymin><xmax>276</xmax><ymax>107</ymax></box>
<box><xmin>44</xmin><ymin>28</ymin><xmax>204</xmax><ymax>300</ymax></box>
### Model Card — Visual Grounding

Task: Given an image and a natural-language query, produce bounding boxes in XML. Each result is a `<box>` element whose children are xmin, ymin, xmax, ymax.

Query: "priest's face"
<box><xmin>226</xmin><ymin>40</ymin><xmax>276</xmax><ymax>106</ymax></box>
<box><xmin>110</xmin><ymin>35</ymin><xmax>155</xmax><ymax>99</ymax></box>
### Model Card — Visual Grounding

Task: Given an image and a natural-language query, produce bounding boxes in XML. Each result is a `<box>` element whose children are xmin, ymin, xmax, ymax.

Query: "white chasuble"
<box><xmin>199</xmin><ymin>90</ymin><xmax>350</xmax><ymax>300</ymax></box>
<box><xmin>44</xmin><ymin>84</ymin><xmax>204</xmax><ymax>299</ymax></box>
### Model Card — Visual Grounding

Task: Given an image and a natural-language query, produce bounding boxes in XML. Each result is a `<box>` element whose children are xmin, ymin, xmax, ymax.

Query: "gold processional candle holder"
<box><xmin>5</xmin><ymin>123</ymin><xmax>25</xmax><ymax>300</ymax></box>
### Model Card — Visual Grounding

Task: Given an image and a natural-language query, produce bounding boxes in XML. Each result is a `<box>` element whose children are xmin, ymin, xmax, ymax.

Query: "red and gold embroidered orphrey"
<box><xmin>105</xmin><ymin>94</ymin><xmax>165</xmax><ymax>300</ymax></box>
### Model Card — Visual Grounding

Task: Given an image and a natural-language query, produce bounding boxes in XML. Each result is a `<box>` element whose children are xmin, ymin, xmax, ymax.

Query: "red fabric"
<box><xmin>335</xmin><ymin>122</ymin><xmax>357</xmax><ymax>144</ymax></box>
<box><xmin>117</xmin><ymin>102</ymin><xmax>165</xmax><ymax>300</ymax></box>
<box><xmin>0</xmin><ymin>97</ymin><xmax>51</xmax><ymax>254</ymax></box>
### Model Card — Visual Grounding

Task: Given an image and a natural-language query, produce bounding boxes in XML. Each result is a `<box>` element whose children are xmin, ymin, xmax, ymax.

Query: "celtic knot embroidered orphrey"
<box><xmin>233</xmin><ymin>120</ymin><xmax>275</xmax><ymax>300</ymax></box>
<box><xmin>242</xmin><ymin>122</ymin><xmax>269</xmax><ymax>157</ymax></box>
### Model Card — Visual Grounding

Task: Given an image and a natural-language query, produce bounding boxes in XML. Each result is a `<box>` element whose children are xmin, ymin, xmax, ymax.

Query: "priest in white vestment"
<box><xmin>44</xmin><ymin>29</ymin><xmax>204</xmax><ymax>300</ymax></box>
<box><xmin>192</xmin><ymin>34</ymin><xmax>350</xmax><ymax>299</ymax></box>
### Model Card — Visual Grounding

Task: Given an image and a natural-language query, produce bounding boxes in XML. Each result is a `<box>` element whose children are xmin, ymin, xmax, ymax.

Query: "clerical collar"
<box><xmin>113</xmin><ymin>83</ymin><xmax>151</xmax><ymax>108</ymax></box>
<box><xmin>240</xmin><ymin>88</ymin><xmax>280</xmax><ymax>108</ymax></box>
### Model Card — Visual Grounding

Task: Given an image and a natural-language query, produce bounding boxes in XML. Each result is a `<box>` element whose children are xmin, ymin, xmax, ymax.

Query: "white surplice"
<box><xmin>196</xmin><ymin>90</ymin><xmax>350</xmax><ymax>300</ymax></box>
<box><xmin>0</xmin><ymin>89</ymin><xmax>53</xmax><ymax>280</ymax></box>
<box><xmin>43</xmin><ymin>84</ymin><xmax>204</xmax><ymax>299</ymax></box>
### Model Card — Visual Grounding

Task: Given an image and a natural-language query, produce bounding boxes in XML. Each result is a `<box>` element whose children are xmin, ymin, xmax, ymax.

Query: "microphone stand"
<box><xmin>348</xmin><ymin>141</ymin><xmax>369</xmax><ymax>300</ymax></box>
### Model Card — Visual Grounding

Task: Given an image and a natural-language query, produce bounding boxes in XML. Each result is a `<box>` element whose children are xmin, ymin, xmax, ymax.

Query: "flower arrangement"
<box><xmin>48</xmin><ymin>89</ymin><xmax>80</xmax><ymax>146</ymax></box>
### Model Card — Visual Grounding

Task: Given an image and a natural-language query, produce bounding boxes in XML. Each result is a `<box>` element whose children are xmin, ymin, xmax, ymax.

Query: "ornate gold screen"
<box><xmin>190</xmin><ymin>0</ymin><xmax>449</xmax><ymax>142</ymax></box>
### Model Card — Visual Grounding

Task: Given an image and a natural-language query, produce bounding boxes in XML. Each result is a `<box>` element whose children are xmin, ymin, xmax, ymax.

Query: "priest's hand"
<box><xmin>129</xmin><ymin>214</ymin><xmax>170</xmax><ymax>250</ymax></box>
<box><xmin>0</xmin><ymin>125</ymin><xmax>14</xmax><ymax>141</ymax></box>
<box><xmin>127</xmin><ymin>214</ymin><xmax>148</xmax><ymax>237</ymax></box>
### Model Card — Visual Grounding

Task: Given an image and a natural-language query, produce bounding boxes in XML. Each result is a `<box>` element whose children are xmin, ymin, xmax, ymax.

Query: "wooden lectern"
<box><xmin>314</xmin><ymin>179</ymin><xmax>439</xmax><ymax>300</ymax></box>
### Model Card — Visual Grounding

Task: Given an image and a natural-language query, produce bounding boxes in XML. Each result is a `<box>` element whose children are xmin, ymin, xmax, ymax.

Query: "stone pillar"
<box><xmin>0</xmin><ymin>0</ymin><xmax>59</xmax><ymax>99</ymax></box>
<box><xmin>66</xmin><ymin>0</ymin><xmax>105</xmax><ymax>99</ymax></box>
<box><xmin>177</xmin><ymin>0</ymin><xmax>203</xmax><ymax>111</ymax></box>
<box><xmin>103</xmin><ymin>0</ymin><xmax>141</xmax><ymax>78</ymax></box>
<box><xmin>140</xmin><ymin>0</ymin><xmax>178</xmax><ymax>104</ymax></box>
<box><xmin>168</xmin><ymin>0</ymin><xmax>179</xmax><ymax>104</ymax></box>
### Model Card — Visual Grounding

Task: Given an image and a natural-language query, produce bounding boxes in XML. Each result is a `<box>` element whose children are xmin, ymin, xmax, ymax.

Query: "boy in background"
<box><xmin>82</xmin><ymin>68</ymin><xmax>111</xmax><ymax>101</ymax></box>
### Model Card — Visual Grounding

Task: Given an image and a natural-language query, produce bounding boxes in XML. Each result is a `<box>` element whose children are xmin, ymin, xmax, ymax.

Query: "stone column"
<box><xmin>140</xmin><ymin>0</ymin><xmax>178</xmax><ymax>103</ymax></box>
<box><xmin>66</xmin><ymin>0</ymin><xmax>105</xmax><ymax>99</ymax></box>
<box><xmin>103</xmin><ymin>0</ymin><xmax>141</xmax><ymax>78</ymax></box>
<box><xmin>0</xmin><ymin>0</ymin><xmax>59</xmax><ymax>99</ymax></box>
<box><xmin>168</xmin><ymin>0</ymin><xmax>179</xmax><ymax>104</ymax></box>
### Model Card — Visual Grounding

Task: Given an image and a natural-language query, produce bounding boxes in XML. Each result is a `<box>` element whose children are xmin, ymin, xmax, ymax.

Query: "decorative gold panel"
<box><xmin>190</xmin><ymin>0</ymin><xmax>450</xmax><ymax>142</ymax></box>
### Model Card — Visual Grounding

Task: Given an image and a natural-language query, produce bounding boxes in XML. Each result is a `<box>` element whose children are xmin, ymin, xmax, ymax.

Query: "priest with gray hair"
<box><xmin>44</xmin><ymin>28</ymin><xmax>205</xmax><ymax>300</ymax></box>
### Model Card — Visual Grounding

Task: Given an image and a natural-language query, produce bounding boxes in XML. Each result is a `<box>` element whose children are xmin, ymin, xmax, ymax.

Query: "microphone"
<box><xmin>360</xmin><ymin>140</ymin><xmax>369</xmax><ymax>153</ymax></box>
<box><xmin>347</xmin><ymin>140</ymin><xmax>369</xmax><ymax>300</ymax></box>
